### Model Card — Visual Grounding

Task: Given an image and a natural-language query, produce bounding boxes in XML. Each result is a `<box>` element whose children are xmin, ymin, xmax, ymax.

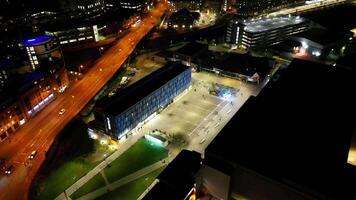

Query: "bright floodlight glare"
<box><xmin>301</xmin><ymin>41</ymin><xmax>309</xmax><ymax>49</ymax></box>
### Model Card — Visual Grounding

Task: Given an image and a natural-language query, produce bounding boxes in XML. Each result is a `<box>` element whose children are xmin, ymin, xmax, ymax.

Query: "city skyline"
<box><xmin>0</xmin><ymin>0</ymin><xmax>355</xmax><ymax>200</ymax></box>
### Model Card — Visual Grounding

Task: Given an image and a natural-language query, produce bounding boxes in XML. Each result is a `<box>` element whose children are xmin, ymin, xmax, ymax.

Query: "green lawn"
<box><xmin>71</xmin><ymin>173</ymin><xmax>106</xmax><ymax>199</ymax></box>
<box><xmin>34</xmin><ymin>159</ymin><xmax>97</xmax><ymax>200</ymax></box>
<box><xmin>104</xmin><ymin>138</ymin><xmax>168</xmax><ymax>183</ymax></box>
<box><xmin>34</xmin><ymin>139</ymin><xmax>112</xmax><ymax>200</ymax></box>
<box><xmin>97</xmin><ymin>168</ymin><xmax>164</xmax><ymax>200</ymax></box>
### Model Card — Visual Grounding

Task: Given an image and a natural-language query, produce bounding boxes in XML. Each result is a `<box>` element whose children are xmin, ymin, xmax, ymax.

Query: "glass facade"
<box><xmin>108</xmin><ymin>68</ymin><xmax>191</xmax><ymax>139</ymax></box>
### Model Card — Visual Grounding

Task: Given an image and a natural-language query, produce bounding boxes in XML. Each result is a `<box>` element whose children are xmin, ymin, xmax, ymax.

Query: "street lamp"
<box><xmin>78</xmin><ymin>65</ymin><xmax>84</xmax><ymax>74</ymax></box>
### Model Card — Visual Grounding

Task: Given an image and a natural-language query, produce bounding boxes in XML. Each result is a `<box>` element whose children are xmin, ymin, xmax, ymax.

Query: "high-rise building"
<box><xmin>22</xmin><ymin>35</ymin><xmax>69</xmax><ymax>93</ymax></box>
<box><xmin>118</xmin><ymin>0</ymin><xmax>145</xmax><ymax>12</ymax></box>
<box><xmin>170</xmin><ymin>0</ymin><xmax>202</xmax><ymax>11</ymax></box>
<box><xmin>59</xmin><ymin>0</ymin><xmax>105</xmax><ymax>13</ymax></box>
<box><xmin>22</xmin><ymin>35</ymin><xmax>64</xmax><ymax>72</ymax></box>
<box><xmin>236</xmin><ymin>0</ymin><xmax>303</xmax><ymax>16</ymax></box>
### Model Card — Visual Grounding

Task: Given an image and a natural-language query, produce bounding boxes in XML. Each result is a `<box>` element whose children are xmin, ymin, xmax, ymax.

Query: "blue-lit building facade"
<box><xmin>95</xmin><ymin>63</ymin><xmax>191</xmax><ymax>139</ymax></box>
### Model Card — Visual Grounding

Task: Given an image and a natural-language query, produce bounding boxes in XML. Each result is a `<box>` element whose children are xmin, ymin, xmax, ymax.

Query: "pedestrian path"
<box><xmin>77</xmin><ymin>158</ymin><xmax>169</xmax><ymax>200</ymax></box>
<box><xmin>55</xmin><ymin>127</ymin><xmax>149</xmax><ymax>200</ymax></box>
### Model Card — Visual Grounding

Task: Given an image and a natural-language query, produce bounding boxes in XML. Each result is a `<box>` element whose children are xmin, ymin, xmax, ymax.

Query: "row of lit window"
<box><xmin>59</xmin><ymin>36</ymin><xmax>93</xmax><ymax>44</ymax></box>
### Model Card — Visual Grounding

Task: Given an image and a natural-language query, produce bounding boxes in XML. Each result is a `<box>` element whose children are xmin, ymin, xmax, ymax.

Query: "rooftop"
<box><xmin>214</xmin><ymin>53</ymin><xmax>271</xmax><ymax>77</ymax></box>
<box><xmin>143</xmin><ymin>150</ymin><xmax>202</xmax><ymax>200</ymax></box>
<box><xmin>292</xmin><ymin>28</ymin><xmax>347</xmax><ymax>46</ymax></box>
<box><xmin>174</xmin><ymin>42</ymin><xmax>208</xmax><ymax>57</ymax></box>
<box><xmin>240</xmin><ymin>15</ymin><xmax>308</xmax><ymax>33</ymax></box>
<box><xmin>95</xmin><ymin>62</ymin><xmax>190</xmax><ymax>116</ymax></box>
<box><xmin>205</xmin><ymin>59</ymin><xmax>356</xmax><ymax>200</ymax></box>
<box><xmin>23</xmin><ymin>35</ymin><xmax>52</xmax><ymax>46</ymax></box>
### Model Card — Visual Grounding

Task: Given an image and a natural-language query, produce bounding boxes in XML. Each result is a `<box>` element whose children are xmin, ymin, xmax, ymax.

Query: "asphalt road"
<box><xmin>0</xmin><ymin>2</ymin><xmax>168</xmax><ymax>200</ymax></box>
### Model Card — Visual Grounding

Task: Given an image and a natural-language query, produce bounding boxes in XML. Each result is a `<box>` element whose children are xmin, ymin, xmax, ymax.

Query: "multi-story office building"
<box><xmin>23</xmin><ymin>35</ymin><xmax>64</xmax><ymax>71</ymax></box>
<box><xmin>22</xmin><ymin>35</ymin><xmax>69</xmax><ymax>93</ymax></box>
<box><xmin>45</xmin><ymin>25</ymin><xmax>102</xmax><ymax>47</ymax></box>
<box><xmin>226</xmin><ymin>15</ymin><xmax>310</xmax><ymax>48</ymax></box>
<box><xmin>0</xmin><ymin>73</ymin><xmax>56</xmax><ymax>141</ymax></box>
<box><xmin>167</xmin><ymin>8</ymin><xmax>200</xmax><ymax>31</ymax></box>
<box><xmin>95</xmin><ymin>62</ymin><xmax>191</xmax><ymax>139</ymax></box>
<box><xmin>236</xmin><ymin>0</ymin><xmax>303</xmax><ymax>16</ymax></box>
<box><xmin>0</xmin><ymin>35</ymin><xmax>69</xmax><ymax>141</ymax></box>
<box><xmin>118</xmin><ymin>0</ymin><xmax>145</xmax><ymax>12</ymax></box>
<box><xmin>59</xmin><ymin>0</ymin><xmax>105</xmax><ymax>14</ymax></box>
<box><xmin>170</xmin><ymin>0</ymin><xmax>202</xmax><ymax>11</ymax></box>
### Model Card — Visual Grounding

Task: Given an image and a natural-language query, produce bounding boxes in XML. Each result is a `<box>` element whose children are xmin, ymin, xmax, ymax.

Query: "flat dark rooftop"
<box><xmin>206</xmin><ymin>59</ymin><xmax>356</xmax><ymax>200</ymax></box>
<box><xmin>294</xmin><ymin>28</ymin><xmax>347</xmax><ymax>46</ymax></box>
<box><xmin>215</xmin><ymin>53</ymin><xmax>271</xmax><ymax>77</ymax></box>
<box><xmin>143</xmin><ymin>150</ymin><xmax>202</xmax><ymax>200</ymax></box>
<box><xmin>96</xmin><ymin>62</ymin><xmax>189</xmax><ymax>116</ymax></box>
<box><xmin>175</xmin><ymin>42</ymin><xmax>208</xmax><ymax>56</ymax></box>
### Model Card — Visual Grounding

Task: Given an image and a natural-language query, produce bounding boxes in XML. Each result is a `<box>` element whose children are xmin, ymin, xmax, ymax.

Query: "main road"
<box><xmin>0</xmin><ymin>1</ymin><xmax>168</xmax><ymax>199</ymax></box>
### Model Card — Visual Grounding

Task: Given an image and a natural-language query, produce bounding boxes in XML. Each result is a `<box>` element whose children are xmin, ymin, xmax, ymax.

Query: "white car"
<box><xmin>28</xmin><ymin>150</ymin><xmax>37</xmax><ymax>160</ymax></box>
<box><xmin>59</xmin><ymin>108</ymin><xmax>66</xmax><ymax>115</ymax></box>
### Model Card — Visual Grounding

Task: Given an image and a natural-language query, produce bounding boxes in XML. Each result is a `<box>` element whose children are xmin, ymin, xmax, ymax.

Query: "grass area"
<box><xmin>97</xmin><ymin>168</ymin><xmax>164</xmax><ymax>200</ymax></box>
<box><xmin>71</xmin><ymin>173</ymin><xmax>106</xmax><ymax>199</ymax></box>
<box><xmin>104</xmin><ymin>138</ymin><xmax>168</xmax><ymax>183</ymax></box>
<box><xmin>34</xmin><ymin>159</ymin><xmax>97</xmax><ymax>200</ymax></box>
<box><xmin>34</xmin><ymin>141</ymin><xmax>113</xmax><ymax>200</ymax></box>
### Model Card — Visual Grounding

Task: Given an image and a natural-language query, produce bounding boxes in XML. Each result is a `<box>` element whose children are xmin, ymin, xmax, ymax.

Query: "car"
<box><xmin>28</xmin><ymin>150</ymin><xmax>37</xmax><ymax>160</ymax></box>
<box><xmin>4</xmin><ymin>165</ymin><xmax>13</xmax><ymax>175</ymax></box>
<box><xmin>59</xmin><ymin>108</ymin><xmax>66</xmax><ymax>115</ymax></box>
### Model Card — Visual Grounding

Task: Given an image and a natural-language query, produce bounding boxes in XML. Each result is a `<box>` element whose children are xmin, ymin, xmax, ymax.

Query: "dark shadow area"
<box><xmin>29</xmin><ymin>119</ymin><xmax>94</xmax><ymax>199</ymax></box>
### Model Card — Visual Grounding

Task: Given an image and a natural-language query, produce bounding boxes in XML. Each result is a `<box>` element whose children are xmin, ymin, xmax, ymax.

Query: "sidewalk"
<box><xmin>77</xmin><ymin>158</ymin><xmax>170</xmax><ymax>200</ymax></box>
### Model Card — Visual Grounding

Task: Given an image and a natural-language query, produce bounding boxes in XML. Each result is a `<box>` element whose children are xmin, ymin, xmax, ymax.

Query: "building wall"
<box><xmin>0</xmin><ymin>67</ymin><xmax>69</xmax><ymax>142</ymax></box>
<box><xmin>226</xmin><ymin>18</ymin><xmax>310</xmax><ymax>48</ymax></box>
<box><xmin>107</xmin><ymin>67</ymin><xmax>192</xmax><ymax>139</ymax></box>
<box><xmin>46</xmin><ymin>26</ymin><xmax>98</xmax><ymax>46</ymax></box>
<box><xmin>24</xmin><ymin>36</ymin><xmax>64</xmax><ymax>71</ymax></box>
<box><xmin>172</xmin><ymin>0</ymin><xmax>202</xmax><ymax>11</ymax></box>
<box><xmin>236</xmin><ymin>0</ymin><xmax>303</xmax><ymax>16</ymax></box>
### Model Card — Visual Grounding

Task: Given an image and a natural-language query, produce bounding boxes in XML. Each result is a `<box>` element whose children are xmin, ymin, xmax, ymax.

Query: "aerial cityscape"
<box><xmin>0</xmin><ymin>0</ymin><xmax>355</xmax><ymax>200</ymax></box>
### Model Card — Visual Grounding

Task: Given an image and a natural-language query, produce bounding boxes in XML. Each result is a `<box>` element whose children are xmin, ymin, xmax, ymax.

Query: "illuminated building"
<box><xmin>118</xmin><ymin>0</ymin><xmax>145</xmax><ymax>12</ymax></box>
<box><xmin>45</xmin><ymin>25</ymin><xmax>103</xmax><ymax>47</ymax></box>
<box><xmin>195</xmin><ymin>52</ymin><xmax>272</xmax><ymax>83</ymax></box>
<box><xmin>95</xmin><ymin>62</ymin><xmax>191</xmax><ymax>139</ymax></box>
<box><xmin>168</xmin><ymin>8</ymin><xmax>200</xmax><ymax>31</ymax></box>
<box><xmin>226</xmin><ymin>15</ymin><xmax>310</xmax><ymax>48</ymax></box>
<box><xmin>22</xmin><ymin>36</ymin><xmax>69</xmax><ymax>91</ymax></box>
<box><xmin>59</xmin><ymin>0</ymin><xmax>105</xmax><ymax>14</ymax></box>
<box><xmin>23</xmin><ymin>35</ymin><xmax>64</xmax><ymax>71</ymax></box>
<box><xmin>0</xmin><ymin>73</ymin><xmax>55</xmax><ymax>141</ymax></box>
<box><xmin>236</xmin><ymin>0</ymin><xmax>303</xmax><ymax>16</ymax></box>
<box><xmin>0</xmin><ymin>35</ymin><xmax>70</xmax><ymax>141</ymax></box>
<box><xmin>170</xmin><ymin>0</ymin><xmax>202</xmax><ymax>11</ymax></box>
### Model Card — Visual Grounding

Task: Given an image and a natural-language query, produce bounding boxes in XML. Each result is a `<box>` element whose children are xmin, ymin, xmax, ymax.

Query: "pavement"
<box><xmin>77</xmin><ymin>158</ymin><xmax>169</xmax><ymax>200</ymax></box>
<box><xmin>0</xmin><ymin>2</ymin><xmax>169</xmax><ymax>200</ymax></box>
